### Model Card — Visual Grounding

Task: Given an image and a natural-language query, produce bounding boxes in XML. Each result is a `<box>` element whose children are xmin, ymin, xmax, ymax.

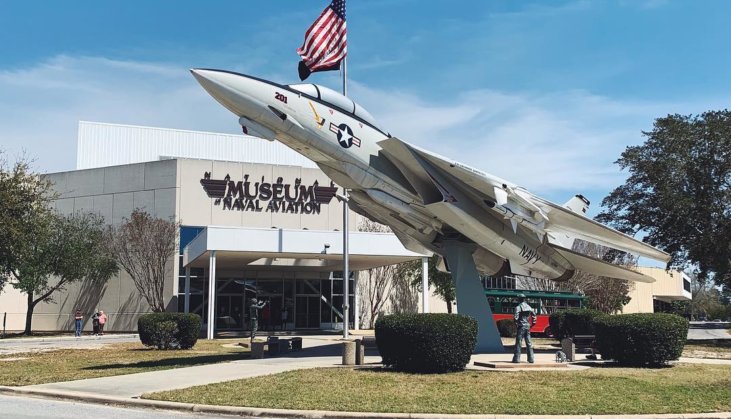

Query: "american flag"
<box><xmin>296</xmin><ymin>0</ymin><xmax>347</xmax><ymax>81</ymax></box>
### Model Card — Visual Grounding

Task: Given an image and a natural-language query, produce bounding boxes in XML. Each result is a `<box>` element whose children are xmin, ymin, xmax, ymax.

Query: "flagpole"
<box><xmin>342</xmin><ymin>57</ymin><xmax>347</xmax><ymax>96</ymax></box>
<box><xmin>340</xmin><ymin>57</ymin><xmax>350</xmax><ymax>340</ymax></box>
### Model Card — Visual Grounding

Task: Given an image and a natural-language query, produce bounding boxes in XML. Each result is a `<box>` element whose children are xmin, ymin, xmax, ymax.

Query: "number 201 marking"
<box><xmin>275</xmin><ymin>92</ymin><xmax>288</xmax><ymax>104</ymax></box>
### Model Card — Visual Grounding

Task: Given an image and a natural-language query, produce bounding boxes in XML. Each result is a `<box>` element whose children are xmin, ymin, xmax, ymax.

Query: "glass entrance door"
<box><xmin>295</xmin><ymin>279</ymin><xmax>321</xmax><ymax>329</ymax></box>
<box><xmin>295</xmin><ymin>296</ymin><xmax>320</xmax><ymax>328</ymax></box>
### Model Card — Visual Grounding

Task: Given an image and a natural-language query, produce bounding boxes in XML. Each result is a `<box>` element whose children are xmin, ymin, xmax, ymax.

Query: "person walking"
<box><xmin>512</xmin><ymin>293</ymin><xmax>537</xmax><ymax>363</ymax></box>
<box><xmin>98</xmin><ymin>310</ymin><xmax>108</xmax><ymax>335</ymax></box>
<box><xmin>74</xmin><ymin>309</ymin><xmax>83</xmax><ymax>337</ymax></box>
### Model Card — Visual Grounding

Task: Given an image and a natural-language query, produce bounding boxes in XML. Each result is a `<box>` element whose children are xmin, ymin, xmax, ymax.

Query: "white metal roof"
<box><xmin>183</xmin><ymin>226</ymin><xmax>426</xmax><ymax>271</ymax></box>
<box><xmin>76</xmin><ymin>121</ymin><xmax>318</xmax><ymax>170</ymax></box>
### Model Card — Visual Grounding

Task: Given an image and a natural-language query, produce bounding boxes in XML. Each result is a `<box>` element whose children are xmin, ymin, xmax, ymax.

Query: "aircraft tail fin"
<box><xmin>563</xmin><ymin>194</ymin><xmax>590</xmax><ymax>215</ymax></box>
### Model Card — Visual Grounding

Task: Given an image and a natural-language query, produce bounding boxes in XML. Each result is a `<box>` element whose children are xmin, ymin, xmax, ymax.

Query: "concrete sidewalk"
<box><xmin>0</xmin><ymin>334</ymin><xmax>139</xmax><ymax>356</ymax></box>
<box><xmin>24</xmin><ymin>336</ymin><xmax>375</xmax><ymax>397</ymax></box>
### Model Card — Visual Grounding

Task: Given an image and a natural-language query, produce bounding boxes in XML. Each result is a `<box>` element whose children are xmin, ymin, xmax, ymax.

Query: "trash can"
<box><xmin>267</xmin><ymin>336</ymin><xmax>280</xmax><ymax>356</ymax></box>
<box><xmin>251</xmin><ymin>341</ymin><xmax>266</xmax><ymax>359</ymax></box>
<box><xmin>291</xmin><ymin>337</ymin><xmax>303</xmax><ymax>351</ymax></box>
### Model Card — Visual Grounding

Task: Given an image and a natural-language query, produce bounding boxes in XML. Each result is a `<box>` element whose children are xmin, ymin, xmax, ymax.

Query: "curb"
<box><xmin>1</xmin><ymin>386</ymin><xmax>729</xmax><ymax>419</ymax></box>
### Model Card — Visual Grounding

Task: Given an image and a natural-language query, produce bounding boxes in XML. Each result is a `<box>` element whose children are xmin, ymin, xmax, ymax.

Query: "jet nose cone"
<box><xmin>190</xmin><ymin>68</ymin><xmax>232</xmax><ymax>98</ymax></box>
<box><xmin>190</xmin><ymin>69</ymin><xmax>268</xmax><ymax>118</ymax></box>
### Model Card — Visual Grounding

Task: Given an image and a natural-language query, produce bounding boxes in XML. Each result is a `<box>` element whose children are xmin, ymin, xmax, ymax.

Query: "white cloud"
<box><xmin>0</xmin><ymin>55</ymin><xmax>241</xmax><ymax>173</ymax></box>
<box><xmin>348</xmin><ymin>81</ymin><xmax>718</xmax><ymax>202</ymax></box>
<box><xmin>0</xmin><ymin>54</ymin><xmax>721</xmax><ymax>208</ymax></box>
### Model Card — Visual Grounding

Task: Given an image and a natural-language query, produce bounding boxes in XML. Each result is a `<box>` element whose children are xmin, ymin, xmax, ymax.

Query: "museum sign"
<box><xmin>200</xmin><ymin>172</ymin><xmax>338</xmax><ymax>214</ymax></box>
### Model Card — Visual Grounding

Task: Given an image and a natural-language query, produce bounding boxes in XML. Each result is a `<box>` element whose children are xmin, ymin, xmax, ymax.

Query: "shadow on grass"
<box><xmin>572</xmin><ymin>360</ymin><xmax>674</xmax><ymax>369</ymax></box>
<box><xmin>82</xmin><ymin>353</ymin><xmax>249</xmax><ymax>371</ymax></box>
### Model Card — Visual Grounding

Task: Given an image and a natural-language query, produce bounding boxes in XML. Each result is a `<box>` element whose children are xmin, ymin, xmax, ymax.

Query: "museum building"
<box><xmin>0</xmin><ymin>121</ymin><xmax>429</xmax><ymax>336</ymax></box>
<box><xmin>0</xmin><ymin>121</ymin><xmax>691</xmax><ymax>335</ymax></box>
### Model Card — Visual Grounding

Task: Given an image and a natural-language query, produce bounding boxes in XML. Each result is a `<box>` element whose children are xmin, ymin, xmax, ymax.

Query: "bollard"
<box><xmin>251</xmin><ymin>340</ymin><xmax>266</xmax><ymax>359</ymax></box>
<box><xmin>561</xmin><ymin>337</ymin><xmax>575</xmax><ymax>362</ymax></box>
<box><xmin>355</xmin><ymin>338</ymin><xmax>365</xmax><ymax>365</ymax></box>
<box><xmin>342</xmin><ymin>340</ymin><xmax>356</xmax><ymax>365</ymax></box>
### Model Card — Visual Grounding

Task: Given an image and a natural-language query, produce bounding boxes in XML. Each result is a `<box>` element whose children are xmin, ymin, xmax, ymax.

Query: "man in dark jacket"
<box><xmin>512</xmin><ymin>294</ymin><xmax>537</xmax><ymax>363</ymax></box>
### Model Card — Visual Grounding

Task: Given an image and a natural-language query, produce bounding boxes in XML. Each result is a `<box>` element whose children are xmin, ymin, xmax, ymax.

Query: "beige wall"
<box><xmin>176</xmin><ymin>159</ymin><xmax>360</xmax><ymax>231</ymax></box>
<box><xmin>623</xmin><ymin>267</ymin><xmax>691</xmax><ymax>314</ymax></box>
<box><xmin>0</xmin><ymin>158</ymin><xmax>363</xmax><ymax>332</ymax></box>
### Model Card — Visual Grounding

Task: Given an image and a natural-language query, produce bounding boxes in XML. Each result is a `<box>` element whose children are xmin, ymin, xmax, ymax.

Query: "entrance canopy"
<box><xmin>183</xmin><ymin>226</ymin><xmax>426</xmax><ymax>271</ymax></box>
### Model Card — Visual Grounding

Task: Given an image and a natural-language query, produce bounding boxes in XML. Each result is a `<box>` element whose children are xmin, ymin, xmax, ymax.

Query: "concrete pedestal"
<box><xmin>342</xmin><ymin>341</ymin><xmax>356</xmax><ymax>365</ymax></box>
<box><xmin>561</xmin><ymin>338</ymin><xmax>575</xmax><ymax>362</ymax></box>
<box><xmin>355</xmin><ymin>339</ymin><xmax>365</xmax><ymax>365</ymax></box>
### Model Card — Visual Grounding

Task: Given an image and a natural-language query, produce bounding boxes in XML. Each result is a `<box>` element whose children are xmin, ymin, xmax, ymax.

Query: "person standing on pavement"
<box><xmin>98</xmin><ymin>310</ymin><xmax>108</xmax><ymax>335</ymax></box>
<box><xmin>92</xmin><ymin>311</ymin><xmax>100</xmax><ymax>335</ymax></box>
<box><xmin>280</xmin><ymin>306</ymin><xmax>288</xmax><ymax>330</ymax></box>
<box><xmin>512</xmin><ymin>293</ymin><xmax>537</xmax><ymax>363</ymax></box>
<box><xmin>74</xmin><ymin>309</ymin><xmax>83</xmax><ymax>337</ymax></box>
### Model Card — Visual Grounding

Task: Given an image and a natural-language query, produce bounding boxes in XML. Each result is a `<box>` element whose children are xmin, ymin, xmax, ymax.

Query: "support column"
<box><xmin>421</xmin><ymin>257</ymin><xmax>429</xmax><ymax>313</ymax></box>
<box><xmin>442</xmin><ymin>241</ymin><xmax>503</xmax><ymax>353</ymax></box>
<box><xmin>353</xmin><ymin>271</ymin><xmax>359</xmax><ymax>330</ymax></box>
<box><xmin>206</xmin><ymin>251</ymin><xmax>217</xmax><ymax>340</ymax></box>
<box><xmin>184</xmin><ymin>266</ymin><xmax>191</xmax><ymax>314</ymax></box>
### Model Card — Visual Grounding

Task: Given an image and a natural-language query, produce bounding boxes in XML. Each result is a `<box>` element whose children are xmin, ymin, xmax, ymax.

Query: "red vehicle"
<box><xmin>485</xmin><ymin>289</ymin><xmax>585</xmax><ymax>336</ymax></box>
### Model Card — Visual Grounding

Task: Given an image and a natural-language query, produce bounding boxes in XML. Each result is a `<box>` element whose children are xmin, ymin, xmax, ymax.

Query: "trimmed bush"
<box><xmin>548</xmin><ymin>311</ymin><xmax>564</xmax><ymax>338</ymax></box>
<box><xmin>562</xmin><ymin>309</ymin><xmax>604</xmax><ymax>337</ymax></box>
<box><xmin>594</xmin><ymin>313</ymin><xmax>688</xmax><ymax>367</ymax></box>
<box><xmin>549</xmin><ymin>309</ymin><xmax>605</xmax><ymax>339</ymax></box>
<box><xmin>496</xmin><ymin>319</ymin><xmax>517</xmax><ymax>338</ymax></box>
<box><xmin>375</xmin><ymin>313</ymin><xmax>477</xmax><ymax>373</ymax></box>
<box><xmin>138</xmin><ymin>312</ymin><xmax>201</xmax><ymax>350</ymax></box>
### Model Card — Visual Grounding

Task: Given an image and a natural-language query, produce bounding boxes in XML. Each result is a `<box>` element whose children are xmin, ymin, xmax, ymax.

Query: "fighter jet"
<box><xmin>191</xmin><ymin>69</ymin><xmax>671</xmax><ymax>351</ymax></box>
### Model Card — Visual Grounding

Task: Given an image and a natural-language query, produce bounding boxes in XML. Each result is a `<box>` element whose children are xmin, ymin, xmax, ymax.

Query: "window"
<box><xmin>287</xmin><ymin>83</ymin><xmax>382</xmax><ymax>130</ymax></box>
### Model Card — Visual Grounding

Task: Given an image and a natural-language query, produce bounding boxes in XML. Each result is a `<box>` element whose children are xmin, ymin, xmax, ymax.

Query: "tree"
<box><xmin>107</xmin><ymin>210</ymin><xmax>180</xmax><ymax>312</ymax></box>
<box><xmin>0</xmin><ymin>154</ymin><xmax>116</xmax><ymax>335</ymax></box>
<box><xmin>357</xmin><ymin>219</ymin><xmax>400</xmax><ymax>328</ymax></box>
<box><xmin>597</xmin><ymin>110</ymin><xmax>731</xmax><ymax>288</ymax></box>
<box><xmin>9</xmin><ymin>211</ymin><xmax>118</xmax><ymax>335</ymax></box>
<box><xmin>0</xmin><ymin>154</ymin><xmax>56</xmax><ymax>294</ymax></box>
<box><xmin>405</xmin><ymin>255</ymin><xmax>456</xmax><ymax>313</ymax></box>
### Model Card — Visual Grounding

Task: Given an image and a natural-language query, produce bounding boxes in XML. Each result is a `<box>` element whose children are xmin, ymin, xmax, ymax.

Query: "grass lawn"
<box><xmin>0</xmin><ymin>340</ymin><xmax>249</xmax><ymax>386</ymax></box>
<box><xmin>145</xmin><ymin>364</ymin><xmax>731</xmax><ymax>415</ymax></box>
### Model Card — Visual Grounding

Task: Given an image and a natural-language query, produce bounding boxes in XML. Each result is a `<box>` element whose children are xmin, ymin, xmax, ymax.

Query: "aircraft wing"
<box><xmin>532</xmin><ymin>196</ymin><xmax>672</xmax><ymax>263</ymax></box>
<box><xmin>377</xmin><ymin>136</ymin><xmax>670</xmax><ymax>264</ymax></box>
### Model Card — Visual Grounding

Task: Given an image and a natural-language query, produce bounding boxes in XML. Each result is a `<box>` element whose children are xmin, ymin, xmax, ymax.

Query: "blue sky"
<box><xmin>1</xmin><ymin>0</ymin><xmax>730</xmax><ymax>212</ymax></box>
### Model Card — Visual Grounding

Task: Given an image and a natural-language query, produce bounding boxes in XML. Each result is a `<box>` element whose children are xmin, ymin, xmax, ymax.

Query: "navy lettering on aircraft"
<box><xmin>519</xmin><ymin>245</ymin><xmax>542</xmax><ymax>264</ymax></box>
<box><xmin>329</xmin><ymin>122</ymin><xmax>361</xmax><ymax>148</ymax></box>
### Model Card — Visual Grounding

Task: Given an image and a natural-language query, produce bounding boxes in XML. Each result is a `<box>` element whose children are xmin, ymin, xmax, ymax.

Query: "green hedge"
<box><xmin>548</xmin><ymin>309</ymin><xmax>604</xmax><ymax>338</ymax></box>
<box><xmin>138</xmin><ymin>312</ymin><xmax>201</xmax><ymax>350</ymax></box>
<box><xmin>496</xmin><ymin>319</ymin><xmax>517</xmax><ymax>338</ymax></box>
<box><xmin>375</xmin><ymin>313</ymin><xmax>477</xmax><ymax>373</ymax></box>
<box><xmin>594</xmin><ymin>313</ymin><xmax>688</xmax><ymax>367</ymax></box>
<box><xmin>548</xmin><ymin>311</ymin><xmax>564</xmax><ymax>338</ymax></box>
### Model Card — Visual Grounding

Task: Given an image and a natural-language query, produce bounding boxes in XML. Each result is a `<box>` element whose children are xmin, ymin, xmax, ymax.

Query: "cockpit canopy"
<box><xmin>287</xmin><ymin>83</ymin><xmax>381</xmax><ymax>131</ymax></box>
